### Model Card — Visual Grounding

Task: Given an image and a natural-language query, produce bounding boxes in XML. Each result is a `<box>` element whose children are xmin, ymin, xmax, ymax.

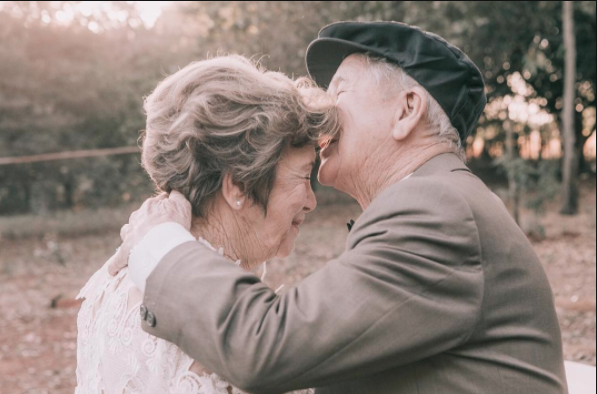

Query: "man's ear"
<box><xmin>391</xmin><ymin>86</ymin><xmax>427</xmax><ymax>141</ymax></box>
<box><xmin>222</xmin><ymin>173</ymin><xmax>245</xmax><ymax>210</ymax></box>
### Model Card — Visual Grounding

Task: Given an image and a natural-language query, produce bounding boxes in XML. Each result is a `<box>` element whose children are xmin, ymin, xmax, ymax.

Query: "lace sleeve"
<box><xmin>76</xmin><ymin>243</ymin><xmax>315</xmax><ymax>394</ymax></box>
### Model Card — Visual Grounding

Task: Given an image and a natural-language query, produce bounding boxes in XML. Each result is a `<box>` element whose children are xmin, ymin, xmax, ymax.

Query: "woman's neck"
<box><xmin>190</xmin><ymin>215</ymin><xmax>250</xmax><ymax>270</ymax></box>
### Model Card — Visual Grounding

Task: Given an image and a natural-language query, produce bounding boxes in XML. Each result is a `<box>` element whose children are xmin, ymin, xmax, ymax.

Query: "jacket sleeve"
<box><xmin>141</xmin><ymin>178</ymin><xmax>484</xmax><ymax>393</ymax></box>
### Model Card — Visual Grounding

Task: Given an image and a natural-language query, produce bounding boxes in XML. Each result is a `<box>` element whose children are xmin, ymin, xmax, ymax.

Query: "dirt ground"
<box><xmin>0</xmin><ymin>184</ymin><xmax>595</xmax><ymax>394</ymax></box>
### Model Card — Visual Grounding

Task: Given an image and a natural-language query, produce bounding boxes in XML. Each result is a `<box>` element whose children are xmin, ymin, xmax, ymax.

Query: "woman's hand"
<box><xmin>107</xmin><ymin>190</ymin><xmax>193</xmax><ymax>276</ymax></box>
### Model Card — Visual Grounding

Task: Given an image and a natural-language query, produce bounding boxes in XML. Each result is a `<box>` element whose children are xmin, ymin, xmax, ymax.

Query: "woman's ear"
<box><xmin>222</xmin><ymin>173</ymin><xmax>245</xmax><ymax>210</ymax></box>
<box><xmin>391</xmin><ymin>87</ymin><xmax>427</xmax><ymax>141</ymax></box>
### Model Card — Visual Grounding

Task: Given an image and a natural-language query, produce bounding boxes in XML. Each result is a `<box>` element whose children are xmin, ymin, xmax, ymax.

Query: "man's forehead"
<box><xmin>330</xmin><ymin>55</ymin><xmax>365</xmax><ymax>86</ymax></box>
<box><xmin>330</xmin><ymin>74</ymin><xmax>347</xmax><ymax>87</ymax></box>
<box><xmin>330</xmin><ymin>71</ymin><xmax>355</xmax><ymax>90</ymax></box>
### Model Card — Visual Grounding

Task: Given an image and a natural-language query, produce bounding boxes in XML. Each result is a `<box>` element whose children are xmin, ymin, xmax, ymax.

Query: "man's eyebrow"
<box><xmin>329</xmin><ymin>75</ymin><xmax>347</xmax><ymax>92</ymax></box>
<box><xmin>334</xmin><ymin>76</ymin><xmax>347</xmax><ymax>85</ymax></box>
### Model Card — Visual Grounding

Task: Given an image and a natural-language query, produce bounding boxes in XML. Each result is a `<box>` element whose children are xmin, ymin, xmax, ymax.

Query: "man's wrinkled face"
<box><xmin>318</xmin><ymin>54</ymin><xmax>396</xmax><ymax>192</ymax></box>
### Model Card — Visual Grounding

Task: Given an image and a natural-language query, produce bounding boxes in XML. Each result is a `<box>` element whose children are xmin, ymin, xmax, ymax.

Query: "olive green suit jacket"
<box><xmin>142</xmin><ymin>153</ymin><xmax>568</xmax><ymax>394</ymax></box>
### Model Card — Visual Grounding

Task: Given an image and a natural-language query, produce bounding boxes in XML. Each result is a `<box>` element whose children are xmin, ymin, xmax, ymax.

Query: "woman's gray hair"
<box><xmin>357</xmin><ymin>53</ymin><xmax>465</xmax><ymax>160</ymax></box>
<box><xmin>142</xmin><ymin>55</ymin><xmax>339</xmax><ymax>218</ymax></box>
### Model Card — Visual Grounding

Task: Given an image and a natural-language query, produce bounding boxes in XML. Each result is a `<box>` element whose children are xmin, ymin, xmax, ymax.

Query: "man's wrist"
<box><xmin>129</xmin><ymin>222</ymin><xmax>196</xmax><ymax>291</ymax></box>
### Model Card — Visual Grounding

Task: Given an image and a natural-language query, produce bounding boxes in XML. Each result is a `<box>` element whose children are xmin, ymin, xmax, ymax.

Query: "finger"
<box><xmin>169</xmin><ymin>191</ymin><xmax>193</xmax><ymax>226</ymax></box>
<box><xmin>107</xmin><ymin>247</ymin><xmax>125</xmax><ymax>276</ymax></box>
<box><xmin>129</xmin><ymin>194</ymin><xmax>163</xmax><ymax>223</ymax></box>
<box><xmin>129</xmin><ymin>202</ymin><xmax>148</xmax><ymax>223</ymax></box>
<box><xmin>169</xmin><ymin>190</ymin><xmax>192</xmax><ymax>211</ymax></box>
<box><xmin>150</xmin><ymin>193</ymin><xmax>169</xmax><ymax>209</ymax></box>
<box><xmin>107</xmin><ymin>237</ymin><xmax>134</xmax><ymax>276</ymax></box>
<box><xmin>120</xmin><ymin>223</ymin><xmax>131</xmax><ymax>242</ymax></box>
<box><xmin>144</xmin><ymin>192</ymin><xmax>168</xmax><ymax>213</ymax></box>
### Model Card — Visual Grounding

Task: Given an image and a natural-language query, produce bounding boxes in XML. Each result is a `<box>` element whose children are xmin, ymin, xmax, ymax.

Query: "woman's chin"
<box><xmin>275</xmin><ymin>234</ymin><xmax>297</xmax><ymax>258</ymax></box>
<box><xmin>275</xmin><ymin>248</ymin><xmax>292</xmax><ymax>258</ymax></box>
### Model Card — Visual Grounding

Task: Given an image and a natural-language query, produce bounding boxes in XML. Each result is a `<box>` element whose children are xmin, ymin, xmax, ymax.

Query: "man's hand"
<box><xmin>108</xmin><ymin>190</ymin><xmax>193</xmax><ymax>276</ymax></box>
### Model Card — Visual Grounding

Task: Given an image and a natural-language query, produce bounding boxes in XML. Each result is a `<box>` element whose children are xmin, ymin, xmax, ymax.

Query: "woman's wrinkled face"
<box><xmin>245</xmin><ymin>145</ymin><xmax>317</xmax><ymax>262</ymax></box>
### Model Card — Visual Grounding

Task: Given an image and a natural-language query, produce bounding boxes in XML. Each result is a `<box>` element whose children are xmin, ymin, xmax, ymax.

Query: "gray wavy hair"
<box><xmin>141</xmin><ymin>55</ymin><xmax>339</xmax><ymax>218</ymax></box>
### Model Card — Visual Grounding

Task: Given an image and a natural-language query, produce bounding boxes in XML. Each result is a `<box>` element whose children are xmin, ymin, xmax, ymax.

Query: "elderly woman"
<box><xmin>74</xmin><ymin>55</ymin><xmax>338</xmax><ymax>394</ymax></box>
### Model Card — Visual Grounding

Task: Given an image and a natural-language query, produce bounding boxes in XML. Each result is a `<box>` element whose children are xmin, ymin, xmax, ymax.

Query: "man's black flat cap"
<box><xmin>306</xmin><ymin>21</ymin><xmax>487</xmax><ymax>142</ymax></box>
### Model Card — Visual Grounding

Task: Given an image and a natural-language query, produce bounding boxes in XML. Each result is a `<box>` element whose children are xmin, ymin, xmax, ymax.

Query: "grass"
<box><xmin>0</xmin><ymin>181</ymin><xmax>594</xmax><ymax>393</ymax></box>
<box><xmin>0</xmin><ymin>185</ymin><xmax>356</xmax><ymax>241</ymax></box>
<box><xmin>0</xmin><ymin>204</ymin><xmax>139</xmax><ymax>240</ymax></box>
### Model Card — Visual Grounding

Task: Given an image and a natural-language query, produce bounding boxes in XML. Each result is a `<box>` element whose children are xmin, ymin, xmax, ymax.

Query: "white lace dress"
<box><xmin>75</xmin><ymin>239</ymin><xmax>313</xmax><ymax>394</ymax></box>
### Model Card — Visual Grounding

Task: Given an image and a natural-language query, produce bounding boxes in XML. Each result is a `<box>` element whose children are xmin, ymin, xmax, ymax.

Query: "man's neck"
<box><xmin>352</xmin><ymin>143</ymin><xmax>455</xmax><ymax>210</ymax></box>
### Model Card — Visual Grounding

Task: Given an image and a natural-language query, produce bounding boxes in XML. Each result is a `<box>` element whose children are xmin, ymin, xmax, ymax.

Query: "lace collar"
<box><xmin>196</xmin><ymin>237</ymin><xmax>284</xmax><ymax>294</ymax></box>
<box><xmin>196</xmin><ymin>237</ymin><xmax>242</xmax><ymax>267</ymax></box>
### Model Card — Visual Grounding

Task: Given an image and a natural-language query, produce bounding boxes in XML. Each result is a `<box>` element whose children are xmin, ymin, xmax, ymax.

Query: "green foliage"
<box><xmin>0</xmin><ymin>1</ymin><xmax>595</xmax><ymax>215</ymax></box>
<box><xmin>0</xmin><ymin>202</ymin><xmax>140</xmax><ymax>240</ymax></box>
<box><xmin>0</xmin><ymin>5</ymin><xmax>177</xmax><ymax>214</ymax></box>
<box><xmin>495</xmin><ymin>157</ymin><xmax>560</xmax><ymax>211</ymax></box>
<box><xmin>495</xmin><ymin>155</ymin><xmax>560</xmax><ymax>237</ymax></box>
<box><xmin>526</xmin><ymin>160</ymin><xmax>561</xmax><ymax>214</ymax></box>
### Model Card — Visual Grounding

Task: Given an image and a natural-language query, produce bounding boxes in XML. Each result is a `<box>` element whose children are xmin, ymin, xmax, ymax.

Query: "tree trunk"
<box><xmin>505</xmin><ymin>122</ymin><xmax>521</xmax><ymax>224</ymax></box>
<box><xmin>64</xmin><ymin>178</ymin><xmax>75</xmax><ymax>209</ymax></box>
<box><xmin>561</xmin><ymin>1</ymin><xmax>579</xmax><ymax>215</ymax></box>
<box><xmin>23</xmin><ymin>180</ymin><xmax>32</xmax><ymax>215</ymax></box>
<box><xmin>576</xmin><ymin>124</ymin><xmax>594</xmax><ymax>175</ymax></box>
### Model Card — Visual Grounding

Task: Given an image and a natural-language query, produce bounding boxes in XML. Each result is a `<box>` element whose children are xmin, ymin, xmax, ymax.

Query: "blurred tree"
<box><xmin>495</xmin><ymin>145</ymin><xmax>560</xmax><ymax>236</ymax></box>
<box><xmin>0</xmin><ymin>1</ymin><xmax>595</xmax><ymax>216</ymax></box>
<box><xmin>468</xmin><ymin>2</ymin><xmax>595</xmax><ymax>170</ymax></box>
<box><xmin>0</xmin><ymin>1</ymin><xmax>194</xmax><ymax>214</ymax></box>
<box><xmin>504</xmin><ymin>121</ymin><xmax>522</xmax><ymax>223</ymax></box>
<box><xmin>422</xmin><ymin>1</ymin><xmax>593</xmax><ymax>219</ymax></box>
<box><xmin>561</xmin><ymin>1</ymin><xmax>578</xmax><ymax>214</ymax></box>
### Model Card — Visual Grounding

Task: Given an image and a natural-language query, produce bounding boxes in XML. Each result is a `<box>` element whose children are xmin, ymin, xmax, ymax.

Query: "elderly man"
<box><xmin>111</xmin><ymin>22</ymin><xmax>567</xmax><ymax>393</ymax></box>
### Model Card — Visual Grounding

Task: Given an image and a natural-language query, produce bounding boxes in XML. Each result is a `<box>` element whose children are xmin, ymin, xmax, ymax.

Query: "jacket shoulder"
<box><xmin>348</xmin><ymin>175</ymin><xmax>482</xmax><ymax>267</ymax></box>
<box><xmin>358</xmin><ymin>175</ymin><xmax>477</xmax><ymax>230</ymax></box>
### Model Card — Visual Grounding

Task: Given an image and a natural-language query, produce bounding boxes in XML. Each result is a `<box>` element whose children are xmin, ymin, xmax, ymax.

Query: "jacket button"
<box><xmin>140</xmin><ymin>305</ymin><xmax>148</xmax><ymax>320</ymax></box>
<box><xmin>146</xmin><ymin>312</ymin><xmax>157</xmax><ymax>328</ymax></box>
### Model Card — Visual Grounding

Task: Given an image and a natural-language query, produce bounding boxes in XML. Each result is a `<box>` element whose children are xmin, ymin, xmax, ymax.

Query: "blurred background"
<box><xmin>0</xmin><ymin>1</ymin><xmax>595</xmax><ymax>393</ymax></box>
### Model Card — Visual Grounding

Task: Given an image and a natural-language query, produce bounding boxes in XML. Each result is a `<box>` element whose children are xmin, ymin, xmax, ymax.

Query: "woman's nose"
<box><xmin>304</xmin><ymin>185</ymin><xmax>317</xmax><ymax>213</ymax></box>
